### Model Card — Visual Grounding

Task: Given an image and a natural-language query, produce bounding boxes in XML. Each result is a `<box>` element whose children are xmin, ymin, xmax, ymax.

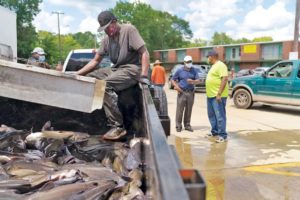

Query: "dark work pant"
<box><xmin>175</xmin><ymin>91</ymin><xmax>195</xmax><ymax>129</ymax></box>
<box><xmin>153</xmin><ymin>85</ymin><xmax>168</xmax><ymax>116</ymax></box>
<box><xmin>87</xmin><ymin>64</ymin><xmax>140</xmax><ymax>127</ymax></box>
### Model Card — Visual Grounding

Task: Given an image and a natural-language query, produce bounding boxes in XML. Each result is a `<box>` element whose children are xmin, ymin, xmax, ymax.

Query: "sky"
<box><xmin>33</xmin><ymin>0</ymin><xmax>297</xmax><ymax>41</ymax></box>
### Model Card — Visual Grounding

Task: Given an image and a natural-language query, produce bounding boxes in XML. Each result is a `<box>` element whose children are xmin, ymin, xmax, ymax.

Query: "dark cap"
<box><xmin>97</xmin><ymin>11</ymin><xmax>117</xmax><ymax>32</ymax></box>
<box><xmin>206</xmin><ymin>50</ymin><xmax>218</xmax><ymax>57</ymax></box>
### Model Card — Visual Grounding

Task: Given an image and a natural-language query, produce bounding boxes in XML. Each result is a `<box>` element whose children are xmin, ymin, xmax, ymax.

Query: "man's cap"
<box><xmin>206</xmin><ymin>50</ymin><xmax>218</xmax><ymax>57</ymax></box>
<box><xmin>97</xmin><ymin>11</ymin><xmax>117</xmax><ymax>32</ymax></box>
<box><xmin>32</xmin><ymin>47</ymin><xmax>46</xmax><ymax>55</ymax></box>
<box><xmin>183</xmin><ymin>55</ymin><xmax>193</xmax><ymax>62</ymax></box>
<box><xmin>154</xmin><ymin>60</ymin><xmax>162</xmax><ymax>65</ymax></box>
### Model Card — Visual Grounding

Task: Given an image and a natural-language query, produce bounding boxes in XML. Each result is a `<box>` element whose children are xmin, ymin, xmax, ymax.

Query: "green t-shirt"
<box><xmin>206</xmin><ymin>61</ymin><xmax>229</xmax><ymax>98</ymax></box>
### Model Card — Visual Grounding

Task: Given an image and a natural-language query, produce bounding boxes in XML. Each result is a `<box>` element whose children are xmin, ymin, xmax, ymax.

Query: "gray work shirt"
<box><xmin>97</xmin><ymin>24</ymin><xmax>145</xmax><ymax>68</ymax></box>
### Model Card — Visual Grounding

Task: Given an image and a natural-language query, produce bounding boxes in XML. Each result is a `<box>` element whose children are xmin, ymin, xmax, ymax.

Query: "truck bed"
<box><xmin>0</xmin><ymin>59</ymin><xmax>196</xmax><ymax>199</ymax></box>
<box><xmin>0</xmin><ymin>59</ymin><xmax>105</xmax><ymax>113</ymax></box>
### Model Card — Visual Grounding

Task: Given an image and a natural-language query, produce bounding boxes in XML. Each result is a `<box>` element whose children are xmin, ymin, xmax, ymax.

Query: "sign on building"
<box><xmin>289</xmin><ymin>52</ymin><xmax>298</xmax><ymax>60</ymax></box>
<box><xmin>243</xmin><ymin>45</ymin><xmax>257</xmax><ymax>54</ymax></box>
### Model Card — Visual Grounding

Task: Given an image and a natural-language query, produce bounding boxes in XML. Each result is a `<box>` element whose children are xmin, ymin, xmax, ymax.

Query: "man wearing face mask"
<box><xmin>205</xmin><ymin>50</ymin><xmax>229</xmax><ymax>143</ymax></box>
<box><xmin>77</xmin><ymin>11</ymin><xmax>150</xmax><ymax>140</ymax></box>
<box><xmin>27</xmin><ymin>47</ymin><xmax>50</xmax><ymax>69</ymax></box>
<box><xmin>171</xmin><ymin>56</ymin><xmax>200</xmax><ymax>132</ymax></box>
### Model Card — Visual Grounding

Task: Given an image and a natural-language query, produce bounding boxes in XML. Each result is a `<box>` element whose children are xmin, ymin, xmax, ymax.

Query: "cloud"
<box><xmin>78</xmin><ymin>16</ymin><xmax>99</xmax><ymax>33</ymax></box>
<box><xmin>243</xmin><ymin>2</ymin><xmax>293</xmax><ymax>31</ymax></box>
<box><xmin>236</xmin><ymin>1</ymin><xmax>294</xmax><ymax>40</ymax></box>
<box><xmin>33</xmin><ymin>3</ymin><xmax>74</xmax><ymax>34</ymax></box>
<box><xmin>184</xmin><ymin>0</ymin><xmax>240</xmax><ymax>39</ymax></box>
<box><xmin>225</xmin><ymin>19</ymin><xmax>238</xmax><ymax>28</ymax></box>
<box><xmin>47</xmin><ymin>0</ymin><xmax>113</xmax><ymax>16</ymax></box>
<box><xmin>131</xmin><ymin>0</ymin><xmax>188</xmax><ymax>14</ymax></box>
<box><xmin>34</xmin><ymin>0</ymin><xmax>295</xmax><ymax>42</ymax></box>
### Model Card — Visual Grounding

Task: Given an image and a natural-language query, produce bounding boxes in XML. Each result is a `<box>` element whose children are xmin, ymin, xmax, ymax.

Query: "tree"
<box><xmin>0</xmin><ymin>0</ymin><xmax>42</xmax><ymax>59</ymax></box>
<box><xmin>61</xmin><ymin>34</ymin><xmax>81</xmax><ymax>60</ymax></box>
<box><xmin>235</xmin><ymin>38</ymin><xmax>251</xmax><ymax>44</ymax></box>
<box><xmin>36</xmin><ymin>31</ymin><xmax>81</xmax><ymax>65</ymax></box>
<box><xmin>111</xmin><ymin>1</ymin><xmax>192</xmax><ymax>54</ymax></box>
<box><xmin>252</xmin><ymin>36</ymin><xmax>273</xmax><ymax>42</ymax></box>
<box><xmin>212</xmin><ymin>32</ymin><xmax>234</xmax><ymax>45</ymax></box>
<box><xmin>73</xmin><ymin>32</ymin><xmax>98</xmax><ymax>49</ymax></box>
<box><xmin>183</xmin><ymin>38</ymin><xmax>208</xmax><ymax>48</ymax></box>
<box><xmin>36</xmin><ymin>31</ymin><xmax>59</xmax><ymax>65</ymax></box>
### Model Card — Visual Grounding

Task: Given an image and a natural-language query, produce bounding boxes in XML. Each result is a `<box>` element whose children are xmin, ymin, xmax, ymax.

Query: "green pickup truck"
<box><xmin>230</xmin><ymin>60</ymin><xmax>300</xmax><ymax>109</ymax></box>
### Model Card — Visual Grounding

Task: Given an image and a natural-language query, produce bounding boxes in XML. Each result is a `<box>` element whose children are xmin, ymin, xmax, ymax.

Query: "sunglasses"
<box><xmin>185</xmin><ymin>61</ymin><xmax>192</xmax><ymax>64</ymax></box>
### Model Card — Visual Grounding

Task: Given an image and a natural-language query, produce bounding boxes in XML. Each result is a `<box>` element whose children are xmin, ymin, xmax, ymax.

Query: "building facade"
<box><xmin>153</xmin><ymin>41</ymin><xmax>300</xmax><ymax>72</ymax></box>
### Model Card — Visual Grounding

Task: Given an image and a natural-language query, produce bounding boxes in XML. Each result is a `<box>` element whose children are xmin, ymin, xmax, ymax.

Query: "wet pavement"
<box><xmin>170</xmin><ymin>130</ymin><xmax>300</xmax><ymax>200</ymax></box>
<box><xmin>166</xmin><ymin>89</ymin><xmax>300</xmax><ymax>200</ymax></box>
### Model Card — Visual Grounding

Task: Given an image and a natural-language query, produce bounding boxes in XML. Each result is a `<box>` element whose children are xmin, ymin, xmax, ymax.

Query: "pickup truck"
<box><xmin>230</xmin><ymin>60</ymin><xmax>300</xmax><ymax>109</ymax></box>
<box><xmin>62</xmin><ymin>49</ymin><xmax>112</xmax><ymax>72</ymax></box>
<box><xmin>0</xmin><ymin>58</ymin><xmax>205</xmax><ymax>200</ymax></box>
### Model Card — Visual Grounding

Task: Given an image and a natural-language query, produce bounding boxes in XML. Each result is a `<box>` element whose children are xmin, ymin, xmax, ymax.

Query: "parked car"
<box><xmin>168</xmin><ymin>64</ymin><xmax>209</xmax><ymax>91</ymax></box>
<box><xmin>62</xmin><ymin>49</ymin><xmax>112</xmax><ymax>72</ymax></box>
<box><xmin>252</xmin><ymin>67</ymin><xmax>269</xmax><ymax>75</ymax></box>
<box><xmin>235</xmin><ymin>69</ymin><xmax>254</xmax><ymax>78</ymax></box>
<box><xmin>229</xmin><ymin>60</ymin><xmax>300</xmax><ymax>109</ymax></box>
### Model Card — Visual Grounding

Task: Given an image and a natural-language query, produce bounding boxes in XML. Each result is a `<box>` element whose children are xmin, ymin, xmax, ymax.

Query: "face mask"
<box><xmin>39</xmin><ymin>55</ymin><xmax>45</xmax><ymax>62</ymax></box>
<box><xmin>106</xmin><ymin>24</ymin><xmax>118</xmax><ymax>37</ymax></box>
<box><xmin>185</xmin><ymin>63</ymin><xmax>192</xmax><ymax>68</ymax></box>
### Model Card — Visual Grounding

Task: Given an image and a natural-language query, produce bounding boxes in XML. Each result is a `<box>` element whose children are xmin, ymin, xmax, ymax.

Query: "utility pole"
<box><xmin>52</xmin><ymin>11</ymin><xmax>64</xmax><ymax>64</ymax></box>
<box><xmin>293</xmin><ymin>0</ymin><xmax>300</xmax><ymax>53</ymax></box>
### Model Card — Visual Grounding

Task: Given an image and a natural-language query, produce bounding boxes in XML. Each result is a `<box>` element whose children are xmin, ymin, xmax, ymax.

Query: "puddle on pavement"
<box><xmin>172</xmin><ymin>129</ymin><xmax>300</xmax><ymax>200</ymax></box>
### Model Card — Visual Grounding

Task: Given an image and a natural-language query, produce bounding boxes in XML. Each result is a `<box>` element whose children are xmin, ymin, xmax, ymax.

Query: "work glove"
<box><xmin>139</xmin><ymin>76</ymin><xmax>150</xmax><ymax>85</ymax></box>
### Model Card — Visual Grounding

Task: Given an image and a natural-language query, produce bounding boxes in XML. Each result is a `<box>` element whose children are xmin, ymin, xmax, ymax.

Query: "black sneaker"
<box><xmin>185</xmin><ymin>126</ymin><xmax>193</xmax><ymax>132</ymax></box>
<box><xmin>103</xmin><ymin>127</ymin><xmax>127</xmax><ymax>140</ymax></box>
<box><xmin>176</xmin><ymin>128</ymin><xmax>182</xmax><ymax>132</ymax></box>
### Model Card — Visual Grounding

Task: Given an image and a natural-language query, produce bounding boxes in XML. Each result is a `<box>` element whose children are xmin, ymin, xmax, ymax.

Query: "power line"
<box><xmin>52</xmin><ymin>11</ymin><xmax>64</xmax><ymax>64</ymax></box>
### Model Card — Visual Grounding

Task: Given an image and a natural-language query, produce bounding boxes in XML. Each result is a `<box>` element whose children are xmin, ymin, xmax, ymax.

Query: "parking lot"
<box><xmin>167</xmin><ymin>88</ymin><xmax>300</xmax><ymax>200</ymax></box>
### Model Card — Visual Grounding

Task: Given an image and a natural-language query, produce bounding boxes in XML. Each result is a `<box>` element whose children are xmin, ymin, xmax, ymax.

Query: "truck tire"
<box><xmin>233</xmin><ymin>88</ymin><xmax>253</xmax><ymax>109</ymax></box>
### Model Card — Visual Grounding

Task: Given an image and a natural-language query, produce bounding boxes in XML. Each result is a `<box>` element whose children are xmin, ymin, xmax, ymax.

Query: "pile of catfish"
<box><xmin>0</xmin><ymin>121</ymin><xmax>144</xmax><ymax>200</ymax></box>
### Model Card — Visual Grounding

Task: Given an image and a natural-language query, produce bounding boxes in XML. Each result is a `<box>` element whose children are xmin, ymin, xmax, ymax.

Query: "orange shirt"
<box><xmin>151</xmin><ymin>65</ymin><xmax>166</xmax><ymax>85</ymax></box>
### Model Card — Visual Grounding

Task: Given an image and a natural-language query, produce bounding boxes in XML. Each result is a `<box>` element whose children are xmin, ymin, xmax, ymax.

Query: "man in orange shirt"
<box><xmin>151</xmin><ymin>60</ymin><xmax>168</xmax><ymax>116</ymax></box>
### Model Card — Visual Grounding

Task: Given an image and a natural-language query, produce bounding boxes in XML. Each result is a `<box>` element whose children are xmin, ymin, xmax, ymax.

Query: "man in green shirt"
<box><xmin>205</xmin><ymin>50</ymin><xmax>229</xmax><ymax>143</ymax></box>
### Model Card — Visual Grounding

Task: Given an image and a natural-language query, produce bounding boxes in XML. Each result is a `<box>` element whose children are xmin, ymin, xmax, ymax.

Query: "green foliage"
<box><xmin>0</xmin><ymin>0</ymin><xmax>42</xmax><ymax>58</ymax></box>
<box><xmin>212</xmin><ymin>32</ymin><xmax>234</xmax><ymax>45</ymax></box>
<box><xmin>252</xmin><ymin>36</ymin><xmax>273</xmax><ymax>42</ymax></box>
<box><xmin>61</xmin><ymin>34</ymin><xmax>81</xmax><ymax>59</ymax></box>
<box><xmin>183</xmin><ymin>38</ymin><xmax>207</xmax><ymax>48</ymax></box>
<box><xmin>73</xmin><ymin>32</ymin><xmax>97</xmax><ymax>49</ymax></box>
<box><xmin>186</xmin><ymin>32</ymin><xmax>273</xmax><ymax>48</ymax></box>
<box><xmin>235</xmin><ymin>37</ymin><xmax>251</xmax><ymax>44</ymax></box>
<box><xmin>36</xmin><ymin>31</ymin><xmax>82</xmax><ymax>65</ymax></box>
<box><xmin>111</xmin><ymin>1</ymin><xmax>192</xmax><ymax>54</ymax></box>
<box><xmin>36</xmin><ymin>31</ymin><xmax>59</xmax><ymax>65</ymax></box>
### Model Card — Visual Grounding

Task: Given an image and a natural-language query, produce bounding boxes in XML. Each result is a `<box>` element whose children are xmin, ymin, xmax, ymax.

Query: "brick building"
<box><xmin>153</xmin><ymin>40</ymin><xmax>300</xmax><ymax>72</ymax></box>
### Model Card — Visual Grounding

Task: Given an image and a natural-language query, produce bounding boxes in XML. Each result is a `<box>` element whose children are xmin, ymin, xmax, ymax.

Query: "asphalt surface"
<box><xmin>166</xmin><ymin>88</ymin><xmax>300</xmax><ymax>200</ymax></box>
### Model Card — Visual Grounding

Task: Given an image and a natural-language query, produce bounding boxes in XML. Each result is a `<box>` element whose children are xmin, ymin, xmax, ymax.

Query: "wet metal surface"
<box><xmin>170</xmin><ymin>130</ymin><xmax>300</xmax><ymax>200</ymax></box>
